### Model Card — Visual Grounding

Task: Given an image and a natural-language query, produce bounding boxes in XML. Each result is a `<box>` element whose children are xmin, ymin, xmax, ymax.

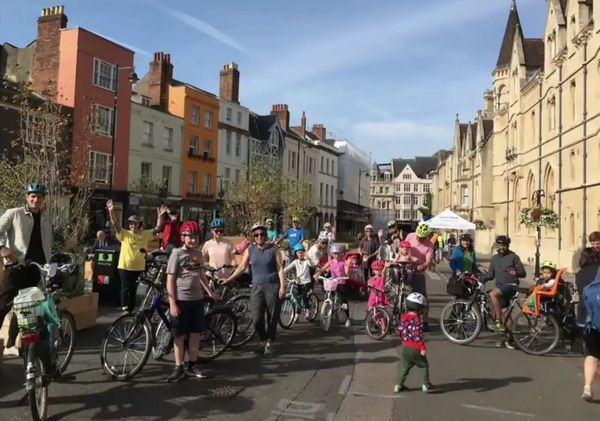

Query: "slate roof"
<box><xmin>392</xmin><ymin>156</ymin><xmax>437</xmax><ymax>179</ymax></box>
<box><xmin>523</xmin><ymin>38</ymin><xmax>544</xmax><ymax>69</ymax></box>
<box><xmin>496</xmin><ymin>4</ymin><xmax>523</xmax><ymax>67</ymax></box>
<box><xmin>469</xmin><ymin>123</ymin><xmax>478</xmax><ymax>149</ymax></box>
<box><xmin>249</xmin><ymin>113</ymin><xmax>278</xmax><ymax>140</ymax></box>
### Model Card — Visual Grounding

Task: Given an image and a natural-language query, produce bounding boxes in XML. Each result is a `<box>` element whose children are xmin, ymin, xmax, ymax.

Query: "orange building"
<box><xmin>137</xmin><ymin>52</ymin><xmax>218</xmax><ymax>222</ymax></box>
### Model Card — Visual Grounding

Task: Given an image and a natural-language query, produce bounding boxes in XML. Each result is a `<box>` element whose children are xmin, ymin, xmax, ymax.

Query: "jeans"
<box><xmin>119</xmin><ymin>269</ymin><xmax>142</xmax><ymax>311</ymax></box>
<box><xmin>251</xmin><ymin>283</ymin><xmax>282</xmax><ymax>343</ymax></box>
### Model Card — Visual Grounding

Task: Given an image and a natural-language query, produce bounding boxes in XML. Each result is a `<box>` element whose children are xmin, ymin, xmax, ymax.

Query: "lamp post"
<box><xmin>532</xmin><ymin>189</ymin><xmax>545</xmax><ymax>278</ymax></box>
<box><xmin>108</xmin><ymin>65</ymin><xmax>139</xmax><ymax>197</ymax></box>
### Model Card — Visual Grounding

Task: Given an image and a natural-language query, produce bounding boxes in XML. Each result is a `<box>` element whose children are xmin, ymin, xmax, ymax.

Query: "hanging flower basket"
<box><xmin>519</xmin><ymin>207</ymin><xmax>559</xmax><ymax>230</ymax></box>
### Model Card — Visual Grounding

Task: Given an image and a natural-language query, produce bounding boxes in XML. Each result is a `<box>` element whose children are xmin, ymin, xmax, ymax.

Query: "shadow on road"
<box><xmin>437</xmin><ymin>376</ymin><xmax>532</xmax><ymax>393</ymax></box>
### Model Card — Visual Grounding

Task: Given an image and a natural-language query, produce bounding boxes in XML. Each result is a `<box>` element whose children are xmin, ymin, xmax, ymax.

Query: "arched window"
<box><xmin>544</xmin><ymin>164</ymin><xmax>556</xmax><ymax>210</ymax></box>
<box><xmin>548</xmin><ymin>96</ymin><xmax>556</xmax><ymax>131</ymax></box>
<box><xmin>513</xmin><ymin>178</ymin><xmax>521</xmax><ymax>232</ymax></box>
<box><xmin>569</xmin><ymin>212</ymin><xmax>576</xmax><ymax>247</ymax></box>
<box><xmin>526</xmin><ymin>172</ymin><xmax>536</xmax><ymax>207</ymax></box>
<box><xmin>570</xmin><ymin>80</ymin><xmax>577</xmax><ymax>124</ymax></box>
<box><xmin>569</xmin><ymin>148</ymin><xmax>576</xmax><ymax>181</ymax></box>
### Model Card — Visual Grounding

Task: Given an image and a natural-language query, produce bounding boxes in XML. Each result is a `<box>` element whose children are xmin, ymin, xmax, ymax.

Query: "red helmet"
<box><xmin>180</xmin><ymin>220</ymin><xmax>201</xmax><ymax>235</ymax></box>
<box><xmin>371</xmin><ymin>260</ymin><xmax>385</xmax><ymax>271</ymax></box>
<box><xmin>400</xmin><ymin>241</ymin><xmax>411</xmax><ymax>248</ymax></box>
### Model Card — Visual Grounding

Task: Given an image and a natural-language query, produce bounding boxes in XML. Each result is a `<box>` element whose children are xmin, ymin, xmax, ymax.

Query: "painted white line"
<box><xmin>354</xmin><ymin>351</ymin><xmax>363</xmax><ymax>363</ymax></box>
<box><xmin>347</xmin><ymin>391</ymin><xmax>403</xmax><ymax>399</ymax></box>
<box><xmin>462</xmin><ymin>404</ymin><xmax>535</xmax><ymax>418</ymax></box>
<box><xmin>338</xmin><ymin>375</ymin><xmax>352</xmax><ymax>395</ymax></box>
<box><xmin>326</xmin><ymin>413</ymin><xmax>336</xmax><ymax>421</ymax></box>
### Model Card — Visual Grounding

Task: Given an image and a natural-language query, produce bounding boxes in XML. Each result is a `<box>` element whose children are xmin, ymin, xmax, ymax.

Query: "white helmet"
<box><xmin>406</xmin><ymin>292</ymin><xmax>427</xmax><ymax>311</ymax></box>
<box><xmin>318</xmin><ymin>233</ymin><xmax>330</xmax><ymax>243</ymax></box>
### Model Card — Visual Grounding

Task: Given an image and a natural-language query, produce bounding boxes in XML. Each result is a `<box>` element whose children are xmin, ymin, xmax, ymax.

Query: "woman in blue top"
<box><xmin>450</xmin><ymin>233</ymin><xmax>480</xmax><ymax>276</ymax></box>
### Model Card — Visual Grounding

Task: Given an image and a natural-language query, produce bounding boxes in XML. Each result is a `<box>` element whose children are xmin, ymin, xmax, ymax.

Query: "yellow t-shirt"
<box><xmin>115</xmin><ymin>229</ymin><xmax>156</xmax><ymax>271</ymax></box>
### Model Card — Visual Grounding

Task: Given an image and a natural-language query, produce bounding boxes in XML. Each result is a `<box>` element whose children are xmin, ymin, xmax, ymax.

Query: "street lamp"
<box><xmin>108</xmin><ymin>65</ymin><xmax>139</xmax><ymax>196</ymax></box>
<box><xmin>532</xmin><ymin>189</ymin><xmax>545</xmax><ymax>278</ymax></box>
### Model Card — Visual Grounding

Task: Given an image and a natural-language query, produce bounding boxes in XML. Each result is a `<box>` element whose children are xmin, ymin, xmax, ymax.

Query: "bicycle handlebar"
<box><xmin>204</xmin><ymin>264</ymin><xmax>235</xmax><ymax>274</ymax></box>
<box><xmin>317</xmin><ymin>276</ymin><xmax>349</xmax><ymax>281</ymax></box>
<box><xmin>366</xmin><ymin>285</ymin><xmax>385</xmax><ymax>294</ymax></box>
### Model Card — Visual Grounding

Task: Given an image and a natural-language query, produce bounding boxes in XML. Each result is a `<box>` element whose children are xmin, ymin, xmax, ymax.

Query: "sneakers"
<box><xmin>393</xmin><ymin>384</ymin><xmax>409</xmax><ymax>393</ymax></box>
<box><xmin>263</xmin><ymin>346</ymin><xmax>274</xmax><ymax>358</ymax></box>
<box><xmin>495</xmin><ymin>340</ymin><xmax>516</xmax><ymax>350</ymax></box>
<box><xmin>422</xmin><ymin>383</ymin><xmax>435</xmax><ymax>393</ymax></box>
<box><xmin>493</xmin><ymin>321</ymin><xmax>504</xmax><ymax>332</ymax></box>
<box><xmin>303</xmin><ymin>309</ymin><xmax>311</xmax><ymax>320</ymax></box>
<box><xmin>344</xmin><ymin>319</ymin><xmax>351</xmax><ymax>328</ymax></box>
<box><xmin>166</xmin><ymin>365</ymin><xmax>185</xmax><ymax>383</ymax></box>
<box><xmin>119</xmin><ymin>306</ymin><xmax>129</xmax><ymax>312</ymax></box>
<box><xmin>184</xmin><ymin>361</ymin><xmax>206</xmax><ymax>379</ymax></box>
<box><xmin>582</xmin><ymin>385</ymin><xmax>593</xmax><ymax>402</ymax></box>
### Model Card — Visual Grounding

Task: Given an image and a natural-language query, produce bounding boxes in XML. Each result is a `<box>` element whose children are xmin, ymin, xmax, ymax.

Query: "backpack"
<box><xmin>583</xmin><ymin>270</ymin><xmax>600</xmax><ymax>331</ymax></box>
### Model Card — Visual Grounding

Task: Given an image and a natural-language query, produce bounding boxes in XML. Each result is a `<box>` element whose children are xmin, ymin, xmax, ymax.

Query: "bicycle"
<box><xmin>318</xmin><ymin>276</ymin><xmax>349</xmax><ymax>332</ymax></box>
<box><xmin>279</xmin><ymin>277</ymin><xmax>319</xmax><ymax>329</ymax></box>
<box><xmin>11</xmin><ymin>260</ymin><xmax>76</xmax><ymax>421</ymax></box>
<box><xmin>365</xmin><ymin>285</ymin><xmax>390</xmax><ymax>340</ymax></box>
<box><xmin>100</xmin><ymin>274</ymin><xmax>238</xmax><ymax>381</ymax></box>
<box><xmin>439</xmin><ymin>272</ymin><xmax>523</xmax><ymax>345</ymax></box>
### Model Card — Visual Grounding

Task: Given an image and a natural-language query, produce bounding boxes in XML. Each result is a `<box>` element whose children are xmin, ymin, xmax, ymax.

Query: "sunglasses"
<box><xmin>213</xmin><ymin>229</ymin><xmax>224</xmax><ymax>234</ymax></box>
<box><xmin>254</xmin><ymin>232</ymin><xmax>267</xmax><ymax>238</ymax></box>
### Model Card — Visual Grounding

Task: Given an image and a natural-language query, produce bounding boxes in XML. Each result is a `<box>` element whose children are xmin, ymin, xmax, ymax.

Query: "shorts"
<box><xmin>169</xmin><ymin>300</ymin><xmax>206</xmax><ymax>338</ymax></box>
<box><xmin>584</xmin><ymin>329</ymin><xmax>600</xmax><ymax>359</ymax></box>
<box><xmin>496</xmin><ymin>284</ymin><xmax>518</xmax><ymax>308</ymax></box>
<box><xmin>409</xmin><ymin>272</ymin><xmax>428</xmax><ymax>297</ymax></box>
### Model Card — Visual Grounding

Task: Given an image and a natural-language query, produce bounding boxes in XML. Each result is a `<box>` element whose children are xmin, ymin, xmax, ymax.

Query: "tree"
<box><xmin>419</xmin><ymin>191</ymin><xmax>433</xmax><ymax>219</ymax></box>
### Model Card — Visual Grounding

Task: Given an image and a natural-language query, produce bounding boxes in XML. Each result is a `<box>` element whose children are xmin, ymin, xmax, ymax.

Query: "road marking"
<box><xmin>354</xmin><ymin>351</ymin><xmax>363</xmax><ymax>363</ymax></box>
<box><xmin>462</xmin><ymin>404</ymin><xmax>535</xmax><ymax>418</ymax></box>
<box><xmin>265</xmin><ymin>399</ymin><xmax>325</xmax><ymax>421</ymax></box>
<box><xmin>338</xmin><ymin>375</ymin><xmax>352</xmax><ymax>395</ymax></box>
<box><xmin>346</xmin><ymin>391</ymin><xmax>403</xmax><ymax>399</ymax></box>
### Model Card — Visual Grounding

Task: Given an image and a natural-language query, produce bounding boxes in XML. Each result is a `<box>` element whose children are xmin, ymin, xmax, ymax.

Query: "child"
<box><xmin>314</xmin><ymin>243</ymin><xmax>351</xmax><ymax>327</ymax></box>
<box><xmin>526</xmin><ymin>261</ymin><xmax>558</xmax><ymax>312</ymax></box>
<box><xmin>284</xmin><ymin>243</ymin><xmax>312</xmax><ymax>317</ymax></box>
<box><xmin>395</xmin><ymin>292</ymin><xmax>434</xmax><ymax>393</ymax></box>
<box><xmin>379</xmin><ymin>240</ymin><xmax>395</xmax><ymax>262</ymax></box>
<box><xmin>165</xmin><ymin>221</ymin><xmax>216</xmax><ymax>383</ymax></box>
<box><xmin>368</xmin><ymin>260</ymin><xmax>389</xmax><ymax>309</ymax></box>
<box><xmin>389</xmin><ymin>241</ymin><xmax>418</xmax><ymax>285</ymax></box>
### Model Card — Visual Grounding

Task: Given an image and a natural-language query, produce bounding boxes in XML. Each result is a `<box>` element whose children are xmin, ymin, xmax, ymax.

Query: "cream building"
<box><xmin>433</xmin><ymin>0</ymin><xmax>600</xmax><ymax>270</ymax></box>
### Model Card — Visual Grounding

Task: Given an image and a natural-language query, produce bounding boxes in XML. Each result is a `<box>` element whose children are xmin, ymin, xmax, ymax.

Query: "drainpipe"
<box><xmin>558</xmin><ymin>64</ymin><xmax>563</xmax><ymax>250</ymax></box>
<box><xmin>582</xmin><ymin>41</ymin><xmax>589</xmax><ymax>247</ymax></box>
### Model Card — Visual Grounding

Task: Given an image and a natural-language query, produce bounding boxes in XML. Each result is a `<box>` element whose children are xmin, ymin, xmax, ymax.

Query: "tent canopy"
<box><xmin>425</xmin><ymin>209</ymin><xmax>476</xmax><ymax>230</ymax></box>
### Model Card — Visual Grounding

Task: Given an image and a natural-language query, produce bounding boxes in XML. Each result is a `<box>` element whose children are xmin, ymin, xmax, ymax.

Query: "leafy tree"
<box><xmin>419</xmin><ymin>192</ymin><xmax>433</xmax><ymax>219</ymax></box>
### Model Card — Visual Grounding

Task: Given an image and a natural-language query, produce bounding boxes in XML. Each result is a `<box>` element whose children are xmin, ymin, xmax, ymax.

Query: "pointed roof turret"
<box><xmin>496</xmin><ymin>1</ymin><xmax>523</xmax><ymax>67</ymax></box>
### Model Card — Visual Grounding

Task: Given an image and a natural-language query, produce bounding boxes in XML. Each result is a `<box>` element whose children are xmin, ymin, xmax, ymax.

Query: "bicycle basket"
<box><xmin>323</xmin><ymin>279</ymin><xmax>338</xmax><ymax>292</ymax></box>
<box><xmin>13</xmin><ymin>299</ymin><xmax>46</xmax><ymax>332</ymax></box>
<box><xmin>446</xmin><ymin>277</ymin><xmax>471</xmax><ymax>298</ymax></box>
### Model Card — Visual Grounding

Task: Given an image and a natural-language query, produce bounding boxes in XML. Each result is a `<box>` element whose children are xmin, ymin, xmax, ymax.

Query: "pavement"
<box><xmin>0</xmin><ymin>263</ymin><xmax>598</xmax><ymax>420</ymax></box>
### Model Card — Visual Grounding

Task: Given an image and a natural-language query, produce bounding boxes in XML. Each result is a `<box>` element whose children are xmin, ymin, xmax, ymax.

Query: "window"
<box><xmin>226</xmin><ymin>131</ymin><xmax>232</xmax><ymax>155</ymax></box>
<box><xmin>325</xmin><ymin>185</ymin><xmax>329</xmax><ymax>206</ymax></box>
<box><xmin>395</xmin><ymin>197</ymin><xmax>402</xmax><ymax>205</ymax></box>
<box><xmin>188</xmin><ymin>171</ymin><xmax>197</xmax><ymax>193</ymax></box>
<box><xmin>320</xmin><ymin>183</ymin><xmax>324</xmax><ymax>204</ymax></box>
<box><xmin>203</xmin><ymin>174</ymin><xmax>211</xmax><ymax>195</ymax></box>
<box><xmin>423</xmin><ymin>184</ymin><xmax>430</xmax><ymax>193</ymax></box>
<box><xmin>235</xmin><ymin>169</ymin><xmax>240</xmax><ymax>182</ymax></box>
<box><xmin>320</xmin><ymin>156</ymin><xmax>324</xmax><ymax>172</ymax></box>
<box><xmin>403</xmin><ymin>210</ymin><xmax>411</xmax><ymax>220</ymax></box>
<box><xmin>412</xmin><ymin>195</ymin><xmax>418</xmax><ymax>205</ymax></box>
<box><xmin>204</xmin><ymin>111</ymin><xmax>213</xmax><ymax>129</ymax></box>
<box><xmin>403</xmin><ymin>173</ymin><xmax>411</xmax><ymax>179</ymax></box>
<box><xmin>89</xmin><ymin>151</ymin><xmax>110</xmax><ymax>183</ymax></box>
<box><xmin>384</xmin><ymin>187</ymin><xmax>390</xmax><ymax>194</ymax></box>
<box><xmin>395</xmin><ymin>184</ymin><xmax>401</xmax><ymax>192</ymax></box>
<box><xmin>548</xmin><ymin>97</ymin><xmax>556</xmax><ymax>131</ymax></box>
<box><xmin>308</xmin><ymin>157</ymin><xmax>313</xmax><ymax>174</ymax></box>
<box><xmin>326</xmin><ymin>159</ymin><xmax>330</xmax><ymax>174</ymax></box>
<box><xmin>204</xmin><ymin>139</ymin><xmax>212</xmax><ymax>157</ymax></box>
<box><xmin>330</xmin><ymin>186</ymin><xmax>334</xmax><ymax>206</ymax></box>
<box><xmin>237</xmin><ymin>111</ymin><xmax>242</xmax><ymax>125</ymax></box>
<box><xmin>142</xmin><ymin>121</ymin><xmax>153</xmax><ymax>146</ymax></box>
<box><xmin>189</xmin><ymin>135</ymin><xmax>199</xmax><ymax>155</ymax></box>
<box><xmin>403</xmin><ymin>196</ymin><xmax>411</xmax><ymax>205</ymax></box>
<box><xmin>224</xmin><ymin>167</ymin><xmax>231</xmax><ymax>181</ymax></box>
<box><xmin>226</xmin><ymin>108</ymin><xmax>232</xmax><ymax>121</ymax></box>
<box><xmin>93</xmin><ymin>58</ymin><xmax>116</xmax><ymax>90</ymax></box>
<box><xmin>235</xmin><ymin>133</ymin><xmax>241</xmax><ymax>157</ymax></box>
<box><xmin>162</xmin><ymin>165</ymin><xmax>172</xmax><ymax>192</ymax></box>
<box><xmin>191</xmin><ymin>106</ymin><xmax>200</xmax><ymax>125</ymax></box>
<box><xmin>332</xmin><ymin>161</ymin><xmax>335</xmax><ymax>176</ymax></box>
<box><xmin>384</xmin><ymin>173</ymin><xmax>391</xmax><ymax>182</ymax></box>
<box><xmin>413</xmin><ymin>184</ymin><xmax>419</xmax><ymax>192</ymax></box>
<box><xmin>570</xmin><ymin>80</ymin><xmax>576</xmax><ymax>124</ymax></box>
<box><xmin>461</xmin><ymin>185</ymin><xmax>469</xmax><ymax>206</ymax></box>
<box><xmin>141</xmin><ymin>162</ymin><xmax>152</xmax><ymax>184</ymax></box>
<box><xmin>403</xmin><ymin>184</ymin><xmax>410</xmax><ymax>192</ymax></box>
<box><xmin>92</xmin><ymin>104</ymin><xmax>113</xmax><ymax>136</ymax></box>
<box><xmin>379</xmin><ymin>186</ymin><xmax>383</xmax><ymax>194</ymax></box>
<box><xmin>163</xmin><ymin>127</ymin><xmax>173</xmax><ymax>151</ymax></box>
<box><xmin>291</xmin><ymin>151</ymin><xmax>296</xmax><ymax>169</ymax></box>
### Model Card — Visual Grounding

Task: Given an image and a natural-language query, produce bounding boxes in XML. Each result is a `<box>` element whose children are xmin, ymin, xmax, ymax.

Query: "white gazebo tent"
<box><xmin>425</xmin><ymin>209</ymin><xmax>476</xmax><ymax>231</ymax></box>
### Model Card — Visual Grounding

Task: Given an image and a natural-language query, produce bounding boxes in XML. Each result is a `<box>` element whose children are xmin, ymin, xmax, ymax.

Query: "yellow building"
<box><xmin>433</xmin><ymin>0</ymin><xmax>600</xmax><ymax>270</ymax></box>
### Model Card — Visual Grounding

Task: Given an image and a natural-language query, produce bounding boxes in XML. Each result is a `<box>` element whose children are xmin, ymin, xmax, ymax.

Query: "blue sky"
<box><xmin>1</xmin><ymin>0</ymin><xmax>547</xmax><ymax>162</ymax></box>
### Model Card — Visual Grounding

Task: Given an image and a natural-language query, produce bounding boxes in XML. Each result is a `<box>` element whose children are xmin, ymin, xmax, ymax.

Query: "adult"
<box><xmin>278</xmin><ymin>217</ymin><xmax>305</xmax><ymax>261</ymax></box>
<box><xmin>306</xmin><ymin>235</ymin><xmax>329</xmax><ymax>278</ymax></box>
<box><xmin>160</xmin><ymin>208</ymin><xmax>182</xmax><ymax>251</ymax></box>
<box><xmin>484</xmin><ymin>235</ymin><xmax>526</xmax><ymax>347</ymax></box>
<box><xmin>576</xmin><ymin>231</ymin><xmax>600</xmax><ymax>401</ymax></box>
<box><xmin>221</xmin><ymin>223</ymin><xmax>285</xmax><ymax>358</ymax></box>
<box><xmin>446</xmin><ymin>234</ymin><xmax>457</xmax><ymax>258</ymax></box>
<box><xmin>90</xmin><ymin>230</ymin><xmax>119</xmax><ymax>253</ymax></box>
<box><xmin>107</xmin><ymin>200</ymin><xmax>166</xmax><ymax>312</ymax></box>
<box><xmin>266</xmin><ymin>219</ymin><xmax>279</xmax><ymax>243</ymax></box>
<box><xmin>202</xmin><ymin>218</ymin><xmax>236</xmax><ymax>279</ymax></box>
<box><xmin>359</xmin><ymin>224</ymin><xmax>380</xmax><ymax>280</ymax></box>
<box><xmin>318</xmin><ymin>222</ymin><xmax>336</xmax><ymax>244</ymax></box>
<box><xmin>436</xmin><ymin>233</ymin><xmax>445</xmax><ymax>263</ymax></box>
<box><xmin>450</xmin><ymin>233</ymin><xmax>480</xmax><ymax>277</ymax></box>
<box><xmin>0</xmin><ymin>183</ymin><xmax>52</xmax><ymax>334</ymax></box>
<box><xmin>386</xmin><ymin>220</ymin><xmax>402</xmax><ymax>255</ymax></box>
<box><xmin>404</xmin><ymin>223</ymin><xmax>435</xmax><ymax>329</ymax></box>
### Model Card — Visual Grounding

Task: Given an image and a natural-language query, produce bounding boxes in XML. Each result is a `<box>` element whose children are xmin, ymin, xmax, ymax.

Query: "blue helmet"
<box><xmin>293</xmin><ymin>243</ymin><xmax>305</xmax><ymax>253</ymax></box>
<box><xmin>26</xmin><ymin>183</ymin><xmax>47</xmax><ymax>195</ymax></box>
<box><xmin>210</xmin><ymin>218</ymin><xmax>225</xmax><ymax>229</ymax></box>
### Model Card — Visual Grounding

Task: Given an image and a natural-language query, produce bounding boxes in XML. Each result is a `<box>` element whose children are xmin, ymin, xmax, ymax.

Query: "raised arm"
<box><xmin>106</xmin><ymin>200</ymin><xmax>121</xmax><ymax>233</ymax></box>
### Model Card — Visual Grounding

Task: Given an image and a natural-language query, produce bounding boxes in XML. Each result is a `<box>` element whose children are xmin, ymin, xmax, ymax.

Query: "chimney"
<box><xmin>219</xmin><ymin>62</ymin><xmax>240</xmax><ymax>104</ymax></box>
<box><xmin>483</xmin><ymin>89</ymin><xmax>494</xmax><ymax>118</ymax></box>
<box><xmin>312</xmin><ymin>123</ymin><xmax>326</xmax><ymax>141</ymax></box>
<box><xmin>148</xmin><ymin>52</ymin><xmax>173</xmax><ymax>111</ymax></box>
<box><xmin>300</xmin><ymin>111</ymin><xmax>307</xmax><ymax>137</ymax></box>
<box><xmin>31</xmin><ymin>5</ymin><xmax>68</xmax><ymax>97</ymax></box>
<box><xmin>271</xmin><ymin>104</ymin><xmax>290</xmax><ymax>131</ymax></box>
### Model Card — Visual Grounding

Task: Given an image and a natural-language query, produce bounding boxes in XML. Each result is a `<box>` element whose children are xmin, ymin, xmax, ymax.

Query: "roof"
<box><xmin>523</xmin><ymin>38</ymin><xmax>544</xmax><ymax>70</ymax></box>
<box><xmin>469</xmin><ymin>123</ymin><xmax>478</xmax><ymax>149</ymax></box>
<box><xmin>249</xmin><ymin>113</ymin><xmax>278</xmax><ymax>140</ymax></box>
<box><xmin>171</xmin><ymin>78</ymin><xmax>218</xmax><ymax>98</ymax></box>
<box><xmin>496</xmin><ymin>3</ymin><xmax>523</xmax><ymax>67</ymax></box>
<box><xmin>392</xmin><ymin>156</ymin><xmax>437</xmax><ymax>179</ymax></box>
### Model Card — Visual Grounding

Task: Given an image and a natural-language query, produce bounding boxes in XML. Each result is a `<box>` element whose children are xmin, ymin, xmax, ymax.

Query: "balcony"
<box><xmin>505</xmin><ymin>147</ymin><xmax>518</xmax><ymax>161</ymax></box>
<box><xmin>188</xmin><ymin>149</ymin><xmax>216</xmax><ymax>162</ymax></box>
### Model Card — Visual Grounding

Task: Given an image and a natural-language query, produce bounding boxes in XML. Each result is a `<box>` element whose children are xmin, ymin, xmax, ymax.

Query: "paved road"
<box><xmin>0</xmin><ymin>264</ymin><xmax>597</xmax><ymax>420</ymax></box>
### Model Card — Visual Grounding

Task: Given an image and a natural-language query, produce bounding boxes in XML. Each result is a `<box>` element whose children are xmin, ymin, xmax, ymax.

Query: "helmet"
<box><xmin>387</xmin><ymin>220</ymin><xmax>396</xmax><ymax>228</ymax></box>
<box><xmin>318</xmin><ymin>233</ymin><xmax>330</xmax><ymax>243</ymax></box>
<box><xmin>126</xmin><ymin>215</ymin><xmax>143</xmax><ymax>226</ymax></box>
<box><xmin>265</xmin><ymin>218</ymin><xmax>274</xmax><ymax>224</ymax></box>
<box><xmin>293</xmin><ymin>243</ymin><xmax>305</xmax><ymax>253</ymax></box>
<box><xmin>371</xmin><ymin>260</ymin><xmax>385</xmax><ymax>271</ymax></box>
<box><xmin>459</xmin><ymin>233</ymin><xmax>473</xmax><ymax>242</ymax></box>
<box><xmin>364</xmin><ymin>224</ymin><xmax>374</xmax><ymax>231</ymax></box>
<box><xmin>406</xmin><ymin>292</ymin><xmax>427</xmax><ymax>311</ymax></box>
<box><xmin>415</xmin><ymin>223</ymin><xmax>432</xmax><ymax>239</ymax></box>
<box><xmin>180</xmin><ymin>220</ymin><xmax>201</xmax><ymax>235</ymax></box>
<box><xmin>330</xmin><ymin>243</ymin><xmax>344</xmax><ymax>254</ymax></box>
<box><xmin>292</xmin><ymin>216</ymin><xmax>300</xmax><ymax>223</ymax></box>
<box><xmin>210</xmin><ymin>218</ymin><xmax>225</xmax><ymax>229</ymax></box>
<box><xmin>250</xmin><ymin>222</ymin><xmax>267</xmax><ymax>232</ymax></box>
<box><xmin>399</xmin><ymin>241</ymin><xmax>411</xmax><ymax>248</ymax></box>
<box><xmin>495</xmin><ymin>235</ymin><xmax>511</xmax><ymax>245</ymax></box>
<box><xmin>26</xmin><ymin>183</ymin><xmax>47</xmax><ymax>195</ymax></box>
<box><xmin>541</xmin><ymin>260</ymin><xmax>557</xmax><ymax>271</ymax></box>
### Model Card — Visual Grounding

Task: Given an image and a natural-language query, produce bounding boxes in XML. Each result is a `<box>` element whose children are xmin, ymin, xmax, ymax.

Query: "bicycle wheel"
<box><xmin>100</xmin><ymin>314</ymin><xmax>152</xmax><ymax>381</ymax></box>
<box><xmin>278</xmin><ymin>298</ymin><xmax>296</xmax><ymax>329</ymax></box>
<box><xmin>439</xmin><ymin>300</ymin><xmax>482</xmax><ymax>345</ymax></box>
<box><xmin>306</xmin><ymin>293</ymin><xmax>319</xmax><ymax>322</ymax></box>
<box><xmin>512</xmin><ymin>311</ymin><xmax>560</xmax><ymax>356</ymax></box>
<box><xmin>152</xmin><ymin>318</ymin><xmax>173</xmax><ymax>361</ymax></box>
<box><xmin>197</xmin><ymin>308</ymin><xmax>237</xmax><ymax>362</ymax></box>
<box><xmin>55</xmin><ymin>310</ymin><xmax>76</xmax><ymax>374</ymax></box>
<box><xmin>320</xmin><ymin>301</ymin><xmax>333</xmax><ymax>332</ymax></box>
<box><xmin>25</xmin><ymin>343</ymin><xmax>48</xmax><ymax>421</ymax></box>
<box><xmin>365</xmin><ymin>308</ymin><xmax>390</xmax><ymax>340</ymax></box>
<box><xmin>227</xmin><ymin>294</ymin><xmax>255</xmax><ymax>349</ymax></box>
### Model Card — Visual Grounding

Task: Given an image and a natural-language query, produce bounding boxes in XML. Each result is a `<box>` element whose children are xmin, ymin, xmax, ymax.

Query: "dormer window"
<box><xmin>384</xmin><ymin>172</ymin><xmax>391</xmax><ymax>182</ymax></box>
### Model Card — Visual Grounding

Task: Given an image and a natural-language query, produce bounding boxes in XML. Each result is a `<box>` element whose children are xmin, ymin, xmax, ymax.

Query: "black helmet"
<box><xmin>26</xmin><ymin>183</ymin><xmax>47</xmax><ymax>195</ymax></box>
<box><xmin>495</xmin><ymin>235</ymin><xmax>511</xmax><ymax>245</ymax></box>
<box><xmin>459</xmin><ymin>233</ymin><xmax>472</xmax><ymax>242</ymax></box>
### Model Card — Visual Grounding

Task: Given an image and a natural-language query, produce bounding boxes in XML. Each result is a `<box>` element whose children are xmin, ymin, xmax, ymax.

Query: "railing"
<box><xmin>188</xmin><ymin>150</ymin><xmax>216</xmax><ymax>162</ymax></box>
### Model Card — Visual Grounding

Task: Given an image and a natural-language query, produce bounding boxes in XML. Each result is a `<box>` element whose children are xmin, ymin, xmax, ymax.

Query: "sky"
<box><xmin>0</xmin><ymin>0</ymin><xmax>548</xmax><ymax>162</ymax></box>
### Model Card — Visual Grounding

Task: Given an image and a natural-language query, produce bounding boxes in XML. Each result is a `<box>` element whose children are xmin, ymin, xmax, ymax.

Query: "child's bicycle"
<box><xmin>365</xmin><ymin>285</ymin><xmax>390</xmax><ymax>340</ymax></box>
<box><xmin>279</xmin><ymin>277</ymin><xmax>319</xmax><ymax>329</ymax></box>
<box><xmin>318</xmin><ymin>276</ymin><xmax>349</xmax><ymax>332</ymax></box>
